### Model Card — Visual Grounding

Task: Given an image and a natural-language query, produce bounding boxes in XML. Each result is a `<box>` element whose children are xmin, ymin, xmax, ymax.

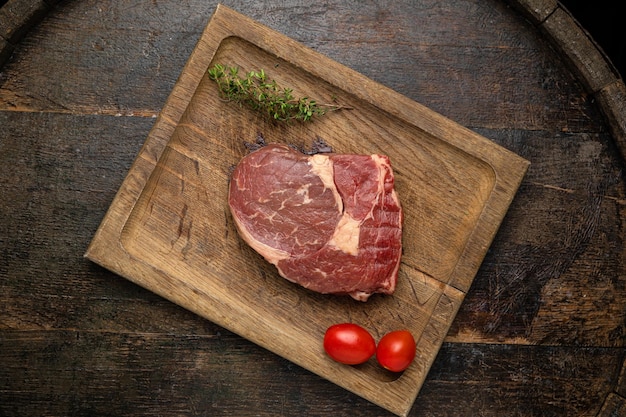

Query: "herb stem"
<box><xmin>208</xmin><ymin>64</ymin><xmax>347</xmax><ymax>122</ymax></box>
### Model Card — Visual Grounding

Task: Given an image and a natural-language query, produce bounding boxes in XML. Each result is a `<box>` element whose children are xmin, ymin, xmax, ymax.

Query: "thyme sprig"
<box><xmin>208</xmin><ymin>64</ymin><xmax>344</xmax><ymax>122</ymax></box>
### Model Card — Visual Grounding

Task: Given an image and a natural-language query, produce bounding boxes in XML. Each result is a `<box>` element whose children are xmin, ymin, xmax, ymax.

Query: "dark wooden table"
<box><xmin>1</xmin><ymin>0</ymin><xmax>625</xmax><ymax>416</ymax></box>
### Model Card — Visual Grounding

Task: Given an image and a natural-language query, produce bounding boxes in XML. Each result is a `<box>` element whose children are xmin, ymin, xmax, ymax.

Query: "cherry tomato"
<box><xmin>376</xmin><ymin>330</ymin><xmax>416</xmax><ymax>372</ymax></box>
<box><xmin>323</xmin><ymin>323</ymin><xmax>376</xmax><ymax>365</ymax></box>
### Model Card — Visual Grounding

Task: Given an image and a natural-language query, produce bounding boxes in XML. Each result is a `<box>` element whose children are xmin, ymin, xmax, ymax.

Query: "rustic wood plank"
<box><xmin>616</xmin><ymin>355</ymin><xmax>626</xmax><ymax>398</ymax></box>
<box><xmin>450</xmin><ymin>127</ymin><xmax>626</xmax><ymax>346</ymax></box>
<box><xmin>0</xmin><ymin>0</ymin><xmax>50</xmax><ymax>43</ymax></box>
<box><xmin>422</xmin><ymin>343</ymin><xmax>622</xmax><ymax>416</ymax></box>
<box><xmin>506</xmin><ymin>0</ymin><xmax>557</xmax><ymax>23</ymax></box>
<box><xmin>0</xmin><ymin>0</ymin><xmax>210</xmax><ymax>115</ymax></box>
<box><xmin>596</xmin><ymin>393</ymin><xmax>626</xmax><ymax>417</ymax></box>
<box><xmin>507</xmin><ymin>1</ymin><xmax>626</xmax><ymax>177</ymax></box>
<box><xmin>0</xmin><ymin>330</ymin><xmax>621</xmax><ymax>416</ymax></box>
<box><xmin>0</xmin><ymin>111</ymin><xmax>153</xmax><ymax>316</ymax></box>
<box><xmin>596</xmin><ymin>80</ymin><xmax>626</xmax><ymax>163</ymax></box>
<box><xmin>541</xmin><ymin>7</ymin><xmax>618</xmax><ymax>93</ymax></box>
<box><xmin>0</xmin><ymin>32</ymin><xmax>11</xmax><ymax>66</ymax></box>
<box><xmin>0</xmin><ymin>0</ymin><xmax>603</xmax><ymax>135</ymax></box>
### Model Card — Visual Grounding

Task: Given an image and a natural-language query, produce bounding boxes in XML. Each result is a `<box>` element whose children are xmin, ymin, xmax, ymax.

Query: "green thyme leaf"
<box><xmin>208</xmin><ymin>64</ymin><xmax>347</xmax><ymax>122</ymax></box>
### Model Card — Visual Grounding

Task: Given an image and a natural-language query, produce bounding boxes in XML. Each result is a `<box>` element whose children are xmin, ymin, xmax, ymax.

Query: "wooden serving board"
<box><xmin>85</xmin><ymin>5</ymin><xmax>529</xmax><ymax>416</ymax></box>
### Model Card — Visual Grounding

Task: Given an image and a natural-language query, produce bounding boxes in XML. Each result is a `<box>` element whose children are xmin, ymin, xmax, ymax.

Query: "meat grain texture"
<box><xmin>228</xmin><ymin>143</ymin><xmax>403</xmax><ymax>301</ymax></box>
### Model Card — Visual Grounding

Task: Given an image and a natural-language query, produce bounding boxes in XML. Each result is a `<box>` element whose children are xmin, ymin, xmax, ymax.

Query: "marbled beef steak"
<box><xmin>228</xmin><ymin>143</ymin><xmax>403</xmax><ymax>301</ymax></box>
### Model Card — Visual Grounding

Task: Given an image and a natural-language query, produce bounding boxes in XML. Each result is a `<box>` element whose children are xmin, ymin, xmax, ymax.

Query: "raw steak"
<box><xmin>228</xmin><ymin>143</ymin><xmax>403</xmax><ymax>301</ymax></box>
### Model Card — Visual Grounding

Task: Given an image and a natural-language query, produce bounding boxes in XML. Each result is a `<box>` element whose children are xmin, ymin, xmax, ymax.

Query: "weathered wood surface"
<box><xmin>1</xmin><ymin>0</ymin><xmax>625</xmax><ymax>416</ymax></box>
